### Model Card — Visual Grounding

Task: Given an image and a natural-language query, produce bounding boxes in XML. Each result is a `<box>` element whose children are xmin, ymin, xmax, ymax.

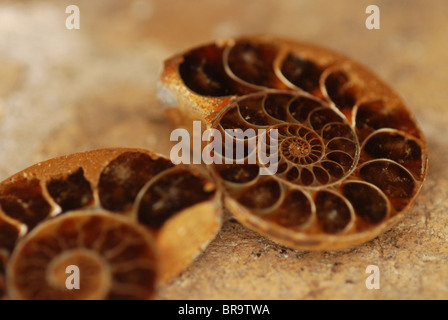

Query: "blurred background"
<box><xmin>0</xmin><ymin>0</ymin><xmax>447</xmax><ymax>299</ymax></box>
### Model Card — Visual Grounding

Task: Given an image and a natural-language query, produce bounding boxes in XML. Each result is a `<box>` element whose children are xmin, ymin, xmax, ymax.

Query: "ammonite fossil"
<box><xmin>158</xmin><ymin>35</ymin><xmax>428</xmax><ymax>250</ymax></box>
<box><xmin>0</xmin><ymin>148</ymin><xmax>220</xmax><ymax>299</ymax></box>
<box><xmin>7</xmin><ymin>212</ymin><xmax>157</xmax><ymax>300</ymax></box>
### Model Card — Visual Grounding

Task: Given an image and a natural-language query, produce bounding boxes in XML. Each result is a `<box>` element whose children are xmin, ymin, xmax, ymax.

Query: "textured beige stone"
<box><xmin>0</xmin><ymin>58</ymin><xmax>25</xmax><ymax>98</ymax></box>
<box><xmin>0</xmin><ymin>0</ymin><xmax>446</xmax><ymax>299</ymax></box>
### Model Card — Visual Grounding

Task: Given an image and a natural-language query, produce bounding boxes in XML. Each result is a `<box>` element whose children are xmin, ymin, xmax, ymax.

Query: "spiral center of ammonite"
<box><xmin>287</xmin><ymin>138</ymin><xmax>311</xmax><ymax>157</ymax></box>
<box><xmin>47</xmin><ymin>249</ymin><xmax>111</xmax><ymax>299</ymax></box>
<box><xmin>275</xmin><ymin>124</ymin><xmax>324</xmax><ymax>165</ymax></box>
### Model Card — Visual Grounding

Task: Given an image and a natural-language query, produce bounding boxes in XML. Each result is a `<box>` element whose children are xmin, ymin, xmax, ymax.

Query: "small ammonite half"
<box><xmin>0</xmin><ymin>148</ymin><xmax>221</xmax><ymax>299</ymax></box>
<box><xmin>158</xmin><ymin>35</ymin><xmax>428</xmax><ymax>250</ymax></box>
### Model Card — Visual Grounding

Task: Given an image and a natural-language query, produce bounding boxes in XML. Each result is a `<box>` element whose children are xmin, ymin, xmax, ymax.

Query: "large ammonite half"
<box><xmin>158</xmin><ymin>35</ymin><xmax>428</xmax><ymax>250</ymax></box>
<box><xmin>0</xmin><ymin>148</ymin><xmax>220</xmax><ymax>299</ymax></box>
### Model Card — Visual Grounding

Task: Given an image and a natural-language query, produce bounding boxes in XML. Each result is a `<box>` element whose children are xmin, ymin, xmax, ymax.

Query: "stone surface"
<box><xmin>0</xmin><ymin>0</ymin><xmax>447</xmax><ymax>299</ymax></box>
